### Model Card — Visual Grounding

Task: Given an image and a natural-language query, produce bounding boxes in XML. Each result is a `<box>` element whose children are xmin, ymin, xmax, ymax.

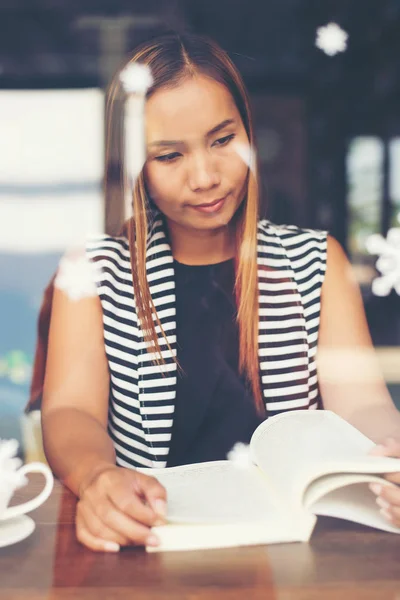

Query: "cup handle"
<box><xmin>1</xmin><ymin>462</ymin><xmax>54</xmax><ymax>521</ymax></box>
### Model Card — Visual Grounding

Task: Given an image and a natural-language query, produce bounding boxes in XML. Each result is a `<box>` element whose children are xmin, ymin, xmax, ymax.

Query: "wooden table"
<box><xmin>0</xmin><ymin>475</ymin><xmax>399</xmax><ymax>599</ymax></box>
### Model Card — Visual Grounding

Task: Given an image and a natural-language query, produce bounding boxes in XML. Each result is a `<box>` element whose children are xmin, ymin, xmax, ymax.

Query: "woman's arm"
<box><xmin>41</xmin><ymin>285</ymin><xmax>115</xmax><ymax>496</ymax></box>
<box><xmin>41</xmin><ymin>284</ymin><xmax>166</xmax><ymax>551</ymax></box>
<box><xmin>317</xmin><ymin>235</ymin><xmax>400</xmax><ymax>444</ymax></box>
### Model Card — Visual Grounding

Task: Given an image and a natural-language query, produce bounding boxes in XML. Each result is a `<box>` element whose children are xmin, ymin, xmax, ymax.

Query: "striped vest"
<box><xmin>86</xmin><ymin>217</ymin><xmax>327</xmax><ymax>469</ymax></box>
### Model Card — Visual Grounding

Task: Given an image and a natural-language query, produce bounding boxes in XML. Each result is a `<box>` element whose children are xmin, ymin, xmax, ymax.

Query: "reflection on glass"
<box><xmin>389</xmin><ymin>138</ymin><xmax>400</xmax><ymax>228</ymax></box>
<box><xmin>0</xmin><ymin>89</ymin><xmax>104</xmax><ymax>451</ymax></box>
<box><xmin>346</xmin><ymin>137</ymin><xmax>383</xmax><ymax>259</ymax></box>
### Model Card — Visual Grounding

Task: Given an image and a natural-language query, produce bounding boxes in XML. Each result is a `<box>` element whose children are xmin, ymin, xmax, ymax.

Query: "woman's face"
<box><xmin>144</xmin><ymin>74</ymin><xmax>250</xmax><ymax>233</ymax></box>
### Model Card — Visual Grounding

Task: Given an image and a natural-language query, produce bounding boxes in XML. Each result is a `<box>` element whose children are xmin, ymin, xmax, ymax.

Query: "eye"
<box><xmin>154</xmin><ymin>152</ymin><xmax>181</xmax><ymax>163</ymax></box>
<box><xmin>213</xmin><ymin>133</ymin><xmax>236</xmax><ymax>147</ymax></box>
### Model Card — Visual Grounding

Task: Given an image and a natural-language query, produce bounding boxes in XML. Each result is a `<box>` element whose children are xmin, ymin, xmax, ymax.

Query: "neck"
<box><xmin>166</xmin><ymin>220</ymin><xmax>236</xmax><ymax>266</ymax></box>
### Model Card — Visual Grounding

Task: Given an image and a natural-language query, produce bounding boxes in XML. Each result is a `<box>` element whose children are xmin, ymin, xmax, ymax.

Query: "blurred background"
<box><xmin>0</xmin><ymin>0</ymin><xmax>399</xmax><ymax>461</ymax></box>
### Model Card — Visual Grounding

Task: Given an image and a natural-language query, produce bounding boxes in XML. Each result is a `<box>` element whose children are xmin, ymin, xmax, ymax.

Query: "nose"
<box><xmin>187</xmin><ymin>151</ymin><xmax>221</xmax><ymax>192</ymax></box>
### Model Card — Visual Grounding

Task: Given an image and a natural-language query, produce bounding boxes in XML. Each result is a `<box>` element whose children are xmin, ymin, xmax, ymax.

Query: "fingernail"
<box><xmin>104</xmin><ymin>541</ymin><xmax>120</xmax><ymax>553</ymax></box>
<box><xmin>154</xmin><ymin>499</ymin><xmax>166</xmax><ymax>517</ymax></box>
<box><xmin>369</xmin><ymin>483</ymin><xmax>382</xmax><ymax>496</ymax></box>
<box><xmin>146</xmin><ymin>534</ymin><xmax>159</xmax><ymax>547</ymax></box>
<box><xmin>379</xmin><ymin>508</ymin><xmax>392</xmax><ymax>521</ymax></box>
<box><xmin>376</xmin><ymin>496</ymin><xmax>391</xmax><ymax>511</ymax></box>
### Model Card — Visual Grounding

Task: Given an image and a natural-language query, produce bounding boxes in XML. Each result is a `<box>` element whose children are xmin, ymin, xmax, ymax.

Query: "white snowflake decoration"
<box><xmin>316</xmin><ymin>23</ymin><xmax>348</xmax><ymax>56</ymax></box>
<box><xmin>0</xmin><ymin>439</ymin><xmax>27</xmax><ymax>491</ymax></box>
<box><xmin>366</xmin><ymin>228</ymin><xmax>400</xmax><ymax>296</ymax></box>
<box><xmin>54</xmin><ymin>251</ymin><xmax>101</xmax><ymax>301</ymax></box>
<box><xmin>119</xmin><ymin>63</ymin><xmax>153</xmax><ymax>220</ymax></box>
<box><xmin>227</xmin><ymin>442</ymin><xmax>252</xmax><ymax>469</ymax></box>
<box><xmin>119</xmin><ymin>63</ymin><xmax>153</xmax><ymax>94</ymax></box>
<box><xmin>233</xmin><ymin>141</ymin><xmax>257</xmax><ymax>174</ymax></box>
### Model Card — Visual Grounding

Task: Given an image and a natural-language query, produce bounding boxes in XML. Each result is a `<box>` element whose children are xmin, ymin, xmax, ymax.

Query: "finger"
<box><xmin>369</xmin><ymin>437</ymin><xmax>400</xmax><ymax>457</ymax></box>
<box><xmin>109</xmin><ymin>484</ymin><xmax>163</xmax><ymax>527</ymax></box>
<box><xmin>90</xmin><ymin>496</ymin><xmax>159</xmax><ymax>547</ymax></box>
<box><xmin>385</xmin><ymin>437</ymin><xmax>400</xmax><ymax>454</ymax></box>
<box><xmin>383</xmin><ymin>472</ymin><xmax>400</xmax><ymax>485</ymax></box>
<box><xmin>77</xmin><ymin>500</ymin><xmax>130</xmax><ymax>547</ymax></box>
<box><xmin>369</xmin><ymin>483</ymin><xmax>400</xmax><ymax>528</ymax></box>
<box><xmin>388</xmin><ymin>505</ymin><xmax>400</xmax><ymax>527</ymax></box>
<box><xmin>378</xmin><ymin>483</ymin><xmax>400</xmax><ymax>507</ymax></box>
<box><xmin>378</xmin><ymin>503</ymin><xmax>400</xmax><ymax>528</ymax></box>
<box><xmin>134</xmin><ymin>472</ymin><xmax>167</xmax><ymax>519</ymax></box>
<box><xmin>77</xmin><ymin>524</ymin><xmax>121</xmax><ymax>553</ymax></box>
<box><xmin>75</xmin><ymin>511</ymin><xmax>121</xmax><ymax>553</ymax></box>
<box><xmin>369</xmin><ymin>444</ymin><xmax>390</xmax><ymax>457</ymax></box>
<box><xmin>90</xmin><ymin>468</ymin><xmax>165</xmax><ymax>525</ymax></box>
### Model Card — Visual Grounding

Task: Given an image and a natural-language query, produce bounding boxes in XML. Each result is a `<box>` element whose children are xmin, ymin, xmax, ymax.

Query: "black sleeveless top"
<box><xmin>166</xmin><ymin>258</ymin><xmax>266</xmax><ymax>467</ymax></box>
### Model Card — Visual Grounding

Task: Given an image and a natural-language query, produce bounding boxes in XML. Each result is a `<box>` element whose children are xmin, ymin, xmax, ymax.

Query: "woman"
<box><xmin>41</xmin><ymin>32</ymin><xmax>400</xmax><ymax>553</ymax></box>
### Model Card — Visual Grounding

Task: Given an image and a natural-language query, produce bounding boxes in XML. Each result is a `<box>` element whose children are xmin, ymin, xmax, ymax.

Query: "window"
<box><xmin>0</xmin><ymin>89</ymin><xmax>104</xmax><ymax>253</ymax></box>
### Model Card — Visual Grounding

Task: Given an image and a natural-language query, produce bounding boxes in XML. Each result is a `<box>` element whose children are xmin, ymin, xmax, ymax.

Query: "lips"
<box><xmin>195</xmin><ymin>196</ymin><xmax>226</xmax><ymax>208</ymax></box>
<box><xmin>190</xmin><ymin>195</ymin><xmax>227</xmax><ymax>214</ymax></box>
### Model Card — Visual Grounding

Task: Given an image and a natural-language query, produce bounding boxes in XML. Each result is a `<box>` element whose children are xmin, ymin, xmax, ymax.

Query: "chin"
<box><xmin>190</xmin><ymin>214</ymin><xmax>234</xmax><ymax>232</ymax></box>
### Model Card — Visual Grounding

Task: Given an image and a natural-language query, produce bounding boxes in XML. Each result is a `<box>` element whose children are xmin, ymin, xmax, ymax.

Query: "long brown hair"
<box><xmin>105</xmin><ymin>32</ymin><xmax>263</xmax><ymax>413</ymax></box>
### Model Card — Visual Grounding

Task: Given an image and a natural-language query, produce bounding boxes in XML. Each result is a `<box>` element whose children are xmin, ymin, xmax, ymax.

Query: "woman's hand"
<box><xmin>75</xmin><ymin>465</ymin><xmax>167</xmax><ymax>552</ymax></box>
<box><xmin>369</xmin><ymin>438</ymin><xmax>400</xmax><ymax>528</ymax></box>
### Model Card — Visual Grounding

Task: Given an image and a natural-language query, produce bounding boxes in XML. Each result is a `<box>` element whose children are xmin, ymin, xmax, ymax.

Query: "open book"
<box><xmin>137</xmin><ymin>410</ymin><xmax>400</xmax><ymax>552</ymax></box>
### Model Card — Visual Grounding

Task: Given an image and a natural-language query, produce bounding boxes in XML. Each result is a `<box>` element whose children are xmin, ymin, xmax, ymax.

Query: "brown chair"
<box><xmin>26</xmin><ymin>274</ymin><xmax>56</xmax><ymax>414</ymax></box>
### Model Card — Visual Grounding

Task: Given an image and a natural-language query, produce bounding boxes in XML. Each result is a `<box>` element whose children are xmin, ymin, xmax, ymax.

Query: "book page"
<box><xmin>305</xmin><ymin>475</ymin><xmax>400</xmax><ymax>534</ymax></box>
<box><xmin>250</xmin><ymin>410</ymin><xmax>400</xmax><ymax>504</ymax></box>
<box><xmin>138</xmin><ymin>461</ymin><xmax>286</xmax><ymax>525</ymax></box>
<box><xmin>146</xmin><ymin>517</ymin><xmax>315</xmax><ymax>553</ymax></box>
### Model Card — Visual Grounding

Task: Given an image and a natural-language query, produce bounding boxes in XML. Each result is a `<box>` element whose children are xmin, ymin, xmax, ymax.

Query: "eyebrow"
<box><xmin>148</xmin><ymin>118</ymin><xmax>236</xmax><ymax>148</ymax></box>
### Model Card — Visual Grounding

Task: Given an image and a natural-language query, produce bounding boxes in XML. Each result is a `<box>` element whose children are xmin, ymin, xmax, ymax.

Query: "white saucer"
<box><xmin>0</xmin><ymin>515</ymin><xmax>35</xmax><ymax>548</ymax></box>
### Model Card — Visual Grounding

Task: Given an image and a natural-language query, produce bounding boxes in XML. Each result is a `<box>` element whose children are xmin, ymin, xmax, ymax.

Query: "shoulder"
<box><xmin>257</xmin><ymin>219</ymin><xmax>328</xmax><ymax>256</ymax></box>
<box><xmin>85</xmin><ymin>233</ymin><xmax>131</xmax><ymax>274</ymax></box>
<box><xmin>53</xmin><ymin>235</ymin><xmax>129</xmax><ymax>302</ymax></box>
<box><xmin>325</xmin><ymin>234</ymin><xmax>349</xmax><ymax>264</ymax></box>
<box><xmin>322</xmin><ymin>235</ymin><xmax>356</xmax><ymax>291</ymax></box>
<box><xmin>258</xmin><ymin>219</ymin><xmax>327</xmax><ymax>241</ymax></box>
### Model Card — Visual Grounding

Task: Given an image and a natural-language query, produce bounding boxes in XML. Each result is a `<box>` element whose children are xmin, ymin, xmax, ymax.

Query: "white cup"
<box><xmin>0</xmin><ymin>462</ymin><xmax>54</xmax><ymax>521</ymax></box>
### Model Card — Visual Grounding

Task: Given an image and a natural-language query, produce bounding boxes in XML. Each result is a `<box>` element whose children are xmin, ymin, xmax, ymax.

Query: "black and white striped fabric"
<box><xmin>86</xmin><ymin>217</ymin><xmax>327</xmax><ymax>469</ymax></box>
